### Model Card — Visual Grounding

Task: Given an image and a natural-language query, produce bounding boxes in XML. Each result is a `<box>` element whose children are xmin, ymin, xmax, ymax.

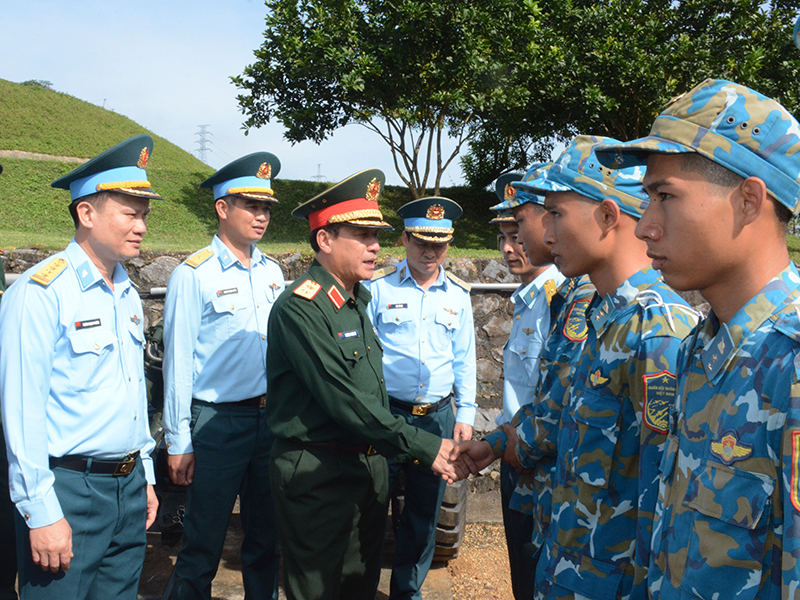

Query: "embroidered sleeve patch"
<box><xmin>563</xmin><ymin>298</ymin><xmax>590</xmax><ymax>341</ymax></box>
<box><xmin>642</xmin><ymin>370</ymin><xmax>676</xmax><ymax>434</ymax></box>
<box><xmin>293</xmin><ymin>280</ymin><xmax>321</xmax><ymax>300</ymax></box>
<box><xmin>792</xmin><ymin>431</ymin><xmax>800</xmax><ymax>512</ymax></box>
<box><xmin>31</xmin><ymin>258</ymin><xmax>67</xmax><ymax>287</ymax></box>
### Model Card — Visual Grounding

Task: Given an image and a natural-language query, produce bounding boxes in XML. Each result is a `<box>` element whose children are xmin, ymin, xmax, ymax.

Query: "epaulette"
<box><xmin>31</xmin><ymin>257</ymin><xmax>67</xmax><ymax>287</ymax></box>
<box><xmin>770</xmin><ymin>302</ymin><xmax>800</xmax><ymax>344</ymax></box>
<box><xmin>544</xmin><ymin>279</ymin><xmax>558</xmax><ymax>305</ymax></box>
<box><xmin>185</xmin><ymin>248</ymin><xmax>214</xmax><ymax>269</ymax></box>
<box><xmin>264</xmin><ymin>254</ymin><xmax>280</xmax><ymax>266</ymax></box>
<box><xmin>293</xmin><ymin>279</ymin><xmax>322</xmax><ymax>300</ymax></box>
<box><xmin>371</xmin><ymin>265</ymin><xmax>397</xmax><ymax>281</ymax></box>
<box><xmin>446</xmin><ymin>272</ymin><xmax>471</xmax><ymax>292</ymax></box>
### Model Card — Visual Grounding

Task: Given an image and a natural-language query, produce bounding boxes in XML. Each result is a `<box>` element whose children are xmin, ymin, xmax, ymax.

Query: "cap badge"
<box><xmin>504</xmin><ymin>184</ymin><xmax>516</xmax><ymax>202</ymax></box>
<box><xmin>137</xmin><ymin>147</ymin><xmax>150</xmax><ymax>169</ymax></box>
<box><xmin>366</xmin><ymin>178</ymin><xmax>381</xmax><ymax>202</ymax></box>
<box><xmin>257</xmin><ymin>162</ymin><xmax>272</xmax><ymax>180</ymax></box>
<box><xmin>426</xmin><ymin>204</ymin><xmax>445</xmax><ymax>220</ymax></box>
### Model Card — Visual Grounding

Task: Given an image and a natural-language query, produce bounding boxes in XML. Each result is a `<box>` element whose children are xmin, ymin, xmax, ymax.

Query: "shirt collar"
<box><xmin>513</xmin><ymin>264</ymin><xmax>562</xmax><ymax>309</ymax></box>
<box><xmin>308</xmin><ymin>259</ymin><xmax>370</xmax><ymax>310</ymax></box>
<box><xmin>212</xmin><ymin>234</ymin><xmax>264</xmax><ymax>270</ymax></box>
<box><xmin>396</xmin><ymin>258</ymin><xmax>447</xmax><ymax>290</ymax></box>
<box><xmin>588</xmin><ymin>265</ymin><xmax>660</xmax><ymax>334</ymax></box>
<box><xmin>65</xmin><ymin>239</ymin><xmax>132</xmax><ymax>293</ymax></box>
<box><xmin>699</xmin><ymin>262</ymin><xmax>800</xmax><ymax>383</ymax></box>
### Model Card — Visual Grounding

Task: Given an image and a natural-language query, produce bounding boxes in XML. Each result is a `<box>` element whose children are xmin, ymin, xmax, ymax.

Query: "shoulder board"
<box><xmin>446</xmin><ymin>272</ymin><xmax>471</xmax><ymax>292</ymax></box>
<box><xmin>185</xmin><ymin>248</ymin><xmax>214</xmax><ymax>269</ymax></box>
<box><xmin>544</xmin><ymin>279</ymin><xmax>558</xmax><ymax>305</ymax></box>
<box><xmin>30</xmin><ymin>257</ymin><xmax>67</xmax><ymax>287</ymax></box>
<box><xmin>371</xmin><ymin>265</ymin><xmax>397</xmax><ymax>281</ymax></box>
<box><xmin>770</xmin><ymin>303</ymin><xmax>800</xmax><ymax>343</ymax></box>
<box><xmin>264</xmin><ymin>254</ymin><xmax>280</xmax><ymax>266</ymax></box>
<box><xmin>293</xmin><ymin>279</ymin><xmax>322</xmax><ymax>300</ymax></box>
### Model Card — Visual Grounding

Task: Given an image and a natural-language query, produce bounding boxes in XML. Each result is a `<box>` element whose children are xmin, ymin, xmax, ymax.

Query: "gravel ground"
<box><xmin>447</xmin><ymin>523</ymin><xmax>514</xmax><ymax>600</ymax></box>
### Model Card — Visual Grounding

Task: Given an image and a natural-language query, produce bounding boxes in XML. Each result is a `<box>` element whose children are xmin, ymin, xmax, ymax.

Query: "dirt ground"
<box><xmin>137</xmin><ymin>490</ymin><xmax>514</xmax><ymax>600</ymax></box>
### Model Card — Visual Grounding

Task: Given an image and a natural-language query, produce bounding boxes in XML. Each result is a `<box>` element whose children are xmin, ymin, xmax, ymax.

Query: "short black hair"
<box><xmin>68</xmin><ymin>191</ymin><xmax>109</xmax><ymax>229</ymax></box>
<box><xmin>309</xmin><ymin>223</ymin><xmax>343</xmax><ymax>253</ymax></box>
<box><xmin>681</xmin><ymin>153</ymin><xmax>792</xmax><ymax>230</ymax></box>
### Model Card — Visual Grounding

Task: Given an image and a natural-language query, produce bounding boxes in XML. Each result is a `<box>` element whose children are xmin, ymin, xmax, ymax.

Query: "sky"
<box><xmin>2</xmin><ymin>0</ymin><xmax>465</xmax><ymax>186</ymax></box>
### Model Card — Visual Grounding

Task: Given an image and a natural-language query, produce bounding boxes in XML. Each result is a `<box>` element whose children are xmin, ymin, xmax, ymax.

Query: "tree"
<box><xmin>233</xmin><ymin>0</ymin><xmax>547</xmax><ymax>198</ymax></box>
<box><xmin>462</xmin><ymin>0</ymin><xmax>800</xmax><ymax>187</ymax></box>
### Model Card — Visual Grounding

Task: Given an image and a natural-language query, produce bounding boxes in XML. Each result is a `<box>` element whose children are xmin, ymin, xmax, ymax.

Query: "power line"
<box><xmin>311</xmin><ymin>164</ymin><xmax>326</xmax><ymax>182</ymax></box>
<box><xmin>194</xmin><ymin>125</ymin><xmax>213</xmax><ymax>163</ymax></box>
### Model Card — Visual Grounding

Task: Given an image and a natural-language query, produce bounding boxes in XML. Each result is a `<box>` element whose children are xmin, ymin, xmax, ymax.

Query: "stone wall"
<box><xmin>1</xmin><ymin>249</ymin><xmax>518</xmax><ymax>433</ymax></box>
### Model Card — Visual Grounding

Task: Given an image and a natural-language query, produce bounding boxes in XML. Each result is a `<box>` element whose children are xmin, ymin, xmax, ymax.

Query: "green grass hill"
<box><xmin>0</xmin><ymin>78</ymin><xmax>498</xmax><ymax>256</ymax></box>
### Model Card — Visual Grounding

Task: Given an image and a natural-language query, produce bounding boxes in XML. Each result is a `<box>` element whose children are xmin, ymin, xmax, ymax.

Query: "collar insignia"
<box><xmin>327</xmin><ymin>285</ymin><xmax>346</xmax><ymax>310</ymax></box>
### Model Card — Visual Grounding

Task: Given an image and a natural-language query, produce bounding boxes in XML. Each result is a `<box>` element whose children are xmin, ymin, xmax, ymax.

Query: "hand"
<box><xmin>453</xmin><ymin>423</ymin><xmax>473</xmax><ymax>442</ymax></box>
<box><xmin>167</xmin><ymin>452</ymin><xmax>195</xmax><ymax>486</ymax></box>
<box><xmin>146</xmin><ymin>485</ymin><xmax>159</xmax><ymax>530</ymax></box>
<box><xmin>501</xmin><ymin>424</ymin><xmax>533</xmax><ymax>475</ymax></box>
<box><xmin>29</xmin><ymin>518</ymin><xmax>73</xmax><ymax>573</ymax></box>
<box><xmin>458</xmin><ymin>439</ymin><xmax>496</xmax><ymax>474</ymax></box>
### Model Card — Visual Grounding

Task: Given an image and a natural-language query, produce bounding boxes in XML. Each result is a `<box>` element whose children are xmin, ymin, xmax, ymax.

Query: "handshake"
<box><xmin>431</xmin><ymin>424</ymin><xmax>527</xmax><ymax>484</ymax></box>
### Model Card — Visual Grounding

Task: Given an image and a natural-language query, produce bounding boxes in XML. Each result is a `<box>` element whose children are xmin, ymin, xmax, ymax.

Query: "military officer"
<box><xmin>364</xmin><ymin>196</ymin><xmax>476</xmax><ymax>600</ymax></box>
<box><xmin>265</xmin><ymin>169</ymin><xmax>466</xmax><ymax>600</ymax></box>
<box><xmin>479</xmin><ymin>170</ymin><xmax>564</xmax><ymax>600</ymax></box>
<box><xmin>162</xmin><ymin>153</ymin><xmax>284</xmax><ymax>600</ymax></box>
<box><xmin>597</xmin><ymin>79</ymin><xmax>800</xmax><ymax>599</ymax></box>
<box><xmin>489</xmin><ymin>135</ymin><xmax>697</xmax><ymax>600</ymax></box>
<box><xmin>0</xmin><ymin>135</ymin><xmax>161</xmax><ymax>599</ymax></box>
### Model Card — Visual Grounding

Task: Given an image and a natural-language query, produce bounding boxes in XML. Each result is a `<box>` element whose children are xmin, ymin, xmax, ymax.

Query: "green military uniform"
<box><xmin>266</xmin><ymin>170</ymin><xmax>443</xmax><ymax>600</ymax></box>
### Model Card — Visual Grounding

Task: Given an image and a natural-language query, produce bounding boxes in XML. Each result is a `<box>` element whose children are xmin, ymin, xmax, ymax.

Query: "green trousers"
<box><xmin>270</xmin><ymin>439</ymin><xmax>389</xmax><ymax>600</ymax></box>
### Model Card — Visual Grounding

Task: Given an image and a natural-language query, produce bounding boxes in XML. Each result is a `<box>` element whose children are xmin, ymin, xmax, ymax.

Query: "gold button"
<box><xmin>230</xmin><ymin>305</ymin><xmax>235</xmax><ymax>310</ymax></box>
<box><xmin>413</xmin><ymin>460</ymin><xmax>420</xmax><ymax>465</ymax></box>
<box><xmin>262</xmin><ymin>335</ymin><xmax>266</xmax><ymax>340</ymax></box>
<box><xmin>423</xmin><ymin>317</ymin><xmax>426</xmax><ymax>320</ymax></box>
<box><xmin>521</xmin><ymin>350</ymin><xmax>526</xmax><ymax>354</ymax></box>
<box><xmin>24</xmin><ymin>513</ymin><xmax>30</xmax><ymax>520</ymax></box>
<box><xmin>368</xmin><ymin>346</ymin><xmax>371</xmax><ymax>350</ymax></box>
<box><xmin>516</xmin><ymin>315</ymin><xmax>521</xmax><ymax>320</ymax></box>
<box><xmin>396</xmin><ymin>317</ymin><xmax>399</xmax><ymax>321</ymax></box>
<box><xmin>422</xmin><ymin>361</ymin><xmax>425</xmax><ymax>365</ymax></box>
<box><xmin>94</xmin><ymin>343</ymin><xmax>100</xmax><ymax>350</ymax></box>
<box><xmin>354</xmin><ymin>351</ymin><xmax>358</xmax><ymax>356</ymax></box>
<box><xmin>420</xmin><ymin>384</ymin><xmax>424</xmax><ymax>388</ymax></box>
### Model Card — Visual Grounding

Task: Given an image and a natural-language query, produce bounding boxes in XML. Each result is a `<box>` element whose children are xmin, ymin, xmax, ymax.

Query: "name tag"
<box><xmin>75</xmin><ymin>319</ymin><xmax>101</xmax><ymax>330</ymax></box>
<box><xmin>217</xmin><ymin>288</ymin><xmax>239</xmax><ymax>297</ymax></box>
<box><xmin>338</xmin><ymin>330</ymin><xmax>360</xmax><ymax>340</ymax></box>
<box><xmin>388</xmin><ymin>303</ymin><xmax>408</xmax><ymax>309</ymax></box>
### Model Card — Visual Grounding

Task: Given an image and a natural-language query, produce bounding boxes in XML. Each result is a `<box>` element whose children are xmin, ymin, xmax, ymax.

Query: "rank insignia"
<box><xmin>327</xmin><ymin>285</ymin><xmax>346</xmax><ymax>309</ymax></box>
<box><xmin>792</xmin><ymin>431</ymin><xmax>800</xmax><ymax>511</ymax></box>
<box><xmin>293</xmin><ymin>280</ymin><xmax>321</xmax><ymax>300</ymax></box>
<box><xmin>257</xmin><ymin>162</ymin><xmax>272</xmax><ymax>180</ymax></box>
<box><xmin>131</xmin><ymin>315</ymin><xmax>141</xmax><ymax>325</ymax></box>
<box><xmin>710</xmin><ymin>430</ymin><xmax>752</xmax><ymax>465</ymax></box>
<box><xmin>185</xmin><ymin>248</ymin><xmax>214</xmax><ymax>269</ymax></box>
<box><xmin>504</xmin><ymin>184</ymin><xmax>516</xmax><ymax>202</ymax></box>
<box><xmin>366</xmin><ymin>178</ymin><xmax>381</xmax><ymax>202</ymax></box>
<box><xmin>138</xmin><ymin>147</ymin><xmax>150</xmax><ymax>169</ymax></box>
<box><xmin>563</xmin><ymin>298</ymin><xmax>589</xmax><ymax>341</ymax></box>
<box><xmin>426</xmin><ymin>204</ymin><xmax>445</xmax><ymax>220</ymax></box>
<box><xmin>31</xmin><ymin>257</ymin><xmax>67</xmax><ymax>287</ymax></box>
<box><xmin>399</xmin><ymin>266</ymin><xmax>406</xmax><ymax>280</ymax></box>
<box><xmin>589</xmin><ymin>370</ymin><xmax>608</xmax><ymax>388</ymax></box>
<box><xmin>642</xmin><ymin>370</ymin><xmax>676</xmax><ymax>434</ymax></box>
<box><xmin>544</xmin><ymin>279</ymin><xmax>557</xmax><ymax>304</ymax></box>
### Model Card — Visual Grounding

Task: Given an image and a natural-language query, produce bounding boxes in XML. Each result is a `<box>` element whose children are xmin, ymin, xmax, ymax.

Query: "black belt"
<box><xmin>193</xmin><ymin>395</ymin><xmax>266</xmax><ymax>409</ymax></box>
<box><xmin>389</xmin><ymin>394</ymin><xmax>452</xmax><ymax>416</ymax></box>
<box><xmin>49</xmin><ymin>451</ymin><xmax>140</xmax><ymax>476</ymax></box>
<box><xmin>290</xmin><ymin>439</ymin><xmax>378</xmax><ymax>456</ymax></box>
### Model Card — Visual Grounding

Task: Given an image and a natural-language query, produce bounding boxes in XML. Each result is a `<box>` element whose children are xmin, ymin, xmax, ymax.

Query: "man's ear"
<box><xmin>735</xmin><ymin>177</ymin><xmax>768</xmax><ymax>229</ymax></box>
<box><xmin>597</xmin><ymin>198</ymin><xmax>622</xmax><ymax>233</ymax></box>
<box><xmin>75</xmin><ymin>200</ymin><xmax>95</xmax><ymax>230</ymax></box>
<box><xmin>316</xmin><ymin>228</ymin><xmax>333</xmax><ymax>255</ymax></box>
<box><xmin>215</xmin><ymin>198</ymin><xmax>229</xmax><ymax>222</ymax></box>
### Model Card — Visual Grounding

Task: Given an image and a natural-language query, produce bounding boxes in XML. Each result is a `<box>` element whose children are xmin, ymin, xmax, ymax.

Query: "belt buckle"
<box><xmin>114</xmin><ymin>456</ymin><xmax>135</xmax><ymax>477</ymax></box>
<box><xmin>412</xmin><ymin>404</ymin><xmax>428</xmax><ymax>416</ymax></box>
<box><xmin>366</xmin><ymin>445</ymin><xmax>378</xmax><ymax>456</ymax></box>
<box><xmin>259</xmin><ymin>396</ymin><xmax>266</xmax><ymax>409</ymax></box>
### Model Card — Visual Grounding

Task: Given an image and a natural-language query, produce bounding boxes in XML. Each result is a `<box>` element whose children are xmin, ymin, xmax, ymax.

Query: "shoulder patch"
<box><xmin>446</xmin><ymin>272</ymin><xmax>471</xmax><ymax>292</ymax></box>
<box><xmin>293</xmin><ymin>280</ymin><xmax>322</xmax><ymax>300</ymax></box>
<box><xmin>642</xmin><ymin>370</ymin><xmax>676</xmax><ymax>434</ymax></box>
<box><xmin>563</xmin><ymin>298</ymin><xmax>590</xmax><ymax>341</ymax></box>
<box><xmin>31</xmin><ymin>257</ymin><xmax>67</xmax><ymax>287</ymax></box>
<box><xmin>371</xmin><ymin>265</ymin><xmax>397</xmax><ymax>281</ymax></box>
<box><xmin>185</xmin><ymin>248</ymin><xmax>214</xmax><ymax>269</ymax></box>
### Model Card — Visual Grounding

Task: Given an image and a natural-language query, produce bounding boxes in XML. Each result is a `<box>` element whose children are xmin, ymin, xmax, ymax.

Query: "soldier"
<box><xmin>481</xmin><ymin>170</ymin><xmax>564</xmax><ymax>600</ymax></box>
<box><xmin>0</xmin><ymin>162</ymin><xmax>18</xmax><ymax>600</ymax></box>
<box><xmin>0</xmin><ymin>135</ymin><xmax>161</xmax><ymax>599</ymax></box>
<box><xmin>264</xmin><ymin>169</ymin><xmax>466</xmax><ymax>600</ymax></box>
<box><xmin>596</xmin><ymin>79</ymin><xmax>800</xmax><ymax>599</ymax></box>
<box><xmin>469</xmin><ymin>135</ymin><xmax>697</xmax><ymax>599</ymax></box>
<box><xmin>162</xmin><ymin>153</ymin><xmax>284</xmax><ymax>600</ymax></box>
<box><xmin>364</xmin><ymin>196</ymin><xmax>477</xmax><ymax>600</ymax></box>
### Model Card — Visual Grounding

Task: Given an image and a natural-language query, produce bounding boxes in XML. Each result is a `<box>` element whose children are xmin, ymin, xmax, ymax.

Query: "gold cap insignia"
<box><xmin>366</xmin><ymin>178</ymin><xmax>381</xmax><ymax>202</ymax></box>
<box><xmin>138</xmin><ymin>147</ymin><xmax>150</xmax><ymax>169</ymax></box>
<box><xmin>257</xmin><ymin>162</ymin><xmax>272</xmax><ymax>180</ymax></box>
<box><xmin>426</xmin><ymin>204</ymin><xmax>445</xmax><ymax>220</ymax></box>
<box><xmin>504</xmin><ymin>184</ymin><xmax>516</xmax><ymax>202</ymax></box>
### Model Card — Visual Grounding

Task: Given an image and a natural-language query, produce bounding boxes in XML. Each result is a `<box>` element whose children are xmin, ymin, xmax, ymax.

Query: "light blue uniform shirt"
<box><xmin>0</xmin><ymin>240</ymin><xmax>155</xmax><ymax>528</ymax></box>
<box><xmin>162</xmin><ymin>235</ymin><xmax>285</xmax><ymax>455</ymax></box>
<box><xmin>365</xmin><ymin>260</ymin><xmax>477</xmax><ymax>425</ymax></box>
<box><xmin>498</xmin><ymin>264</ymin><xmax>564</xmax><ymax>426</ymax></box>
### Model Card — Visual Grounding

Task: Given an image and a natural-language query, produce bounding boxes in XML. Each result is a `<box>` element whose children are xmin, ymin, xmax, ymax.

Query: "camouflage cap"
<box><xmin>595</xmin><ymin>79</ymin><xmax>800</xmax><ymax>213</ymax></box>
<box><xmin>508</xmin><ymin>162</ymin><xmax>551</xmax><ymax>208</ymax></box>
<box><xmin>521</xmin><ymin>136</ymin><xmax>649</xmax><ymax>218</ymax></box>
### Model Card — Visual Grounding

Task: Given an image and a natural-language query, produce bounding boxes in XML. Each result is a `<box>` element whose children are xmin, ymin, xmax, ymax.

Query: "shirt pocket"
<box><xmin>431</xmin><ymin>308</ymin><xmax>459</xmax><ymax>352</ymax></box>
<box><xmin>337</xmin><ymin>336</ymin><xmax>367</xmax><ymax>372</ymax></box>
<box><xmin>378</xmin><ymin>308</ymin><xmax>415</xmax><ymax>345</ymax></box>
<box><xmin>211</xmin><ymin>295</ymin><xmax>252</xmax><ymax>339</ymax></box>
<box><xmin>67</xmin><ymin>327</ymin><xmax>117</xmax><ymax>393</ymax></box>
<box><xmin>676</xmin><ymin>461</ymin><xmax>773</xmax><ymax>600</ymax></box>
<box><xmin>507</xmin><ymin>338</ymin><xmax>543</xmax><ymax>379</ymax></box>
<box><xmin>569</xmin><ymin>387</ymin><xmax>621</xmax><ymax>488</ymax></box>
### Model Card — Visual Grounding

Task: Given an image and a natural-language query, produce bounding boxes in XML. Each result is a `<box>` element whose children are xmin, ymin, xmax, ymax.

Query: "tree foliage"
<box><xmin>463</xmin><ymin>0</ymin><xmax>800</xmax><ymax>186</ymax></box>
<box><xmin>233</xmin><ymin>0</ymin><xmax>546</xmax><ymax>197</ymax></box>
